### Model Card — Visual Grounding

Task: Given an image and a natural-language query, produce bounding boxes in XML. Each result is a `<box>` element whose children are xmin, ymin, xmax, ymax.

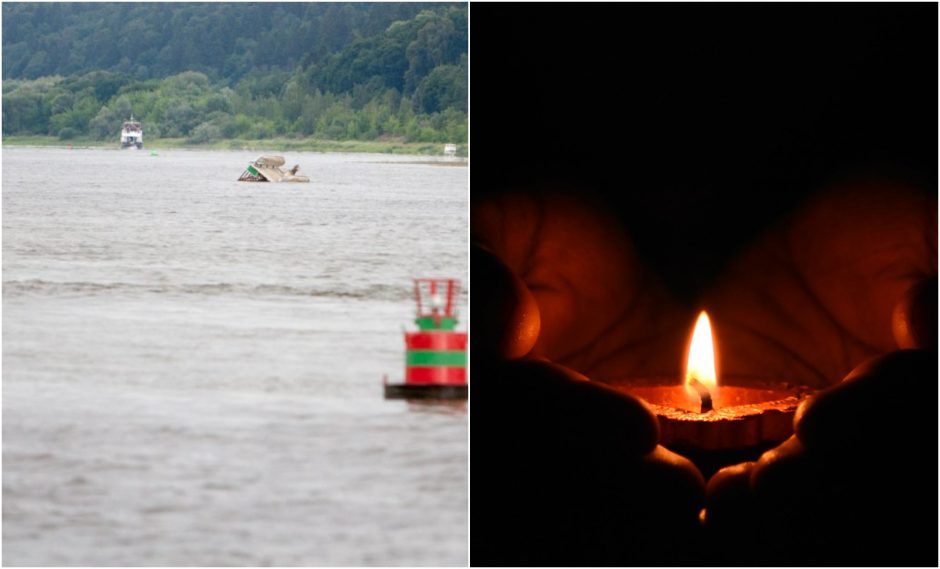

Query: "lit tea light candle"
<box><xmin>606</xmin><ymin>311</ymin><xmax>813</xmax><ymax>456</ymax></box>
<box><xmin>685</xmin><ymin>312</ymin><xmax>718</xmax><ymax>413</ymax></box>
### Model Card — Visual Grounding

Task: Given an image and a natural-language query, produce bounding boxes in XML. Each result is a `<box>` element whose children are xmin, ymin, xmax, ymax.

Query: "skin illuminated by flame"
<box><xmin>685</xmin><ymin>311</ymin><xmax>718</xmax><ymax>391</ymax></box>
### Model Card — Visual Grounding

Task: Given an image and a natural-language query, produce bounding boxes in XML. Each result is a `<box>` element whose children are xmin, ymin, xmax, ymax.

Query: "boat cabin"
<box><xmin>120</xmin><ymin>117</ymin><xmax>143</xmax><ymax>149</ymax></box>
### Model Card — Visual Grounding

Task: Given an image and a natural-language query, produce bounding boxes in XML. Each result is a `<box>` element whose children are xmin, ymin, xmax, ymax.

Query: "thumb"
<box><xmin>471</xmin><ymin>243</ymin><xmax>540</xmax><ymax>361</ymax></box>
<box><xmin>892</xmin><ymin>275</ymin><xmax>937</xmax><ymax>349</ymax></box>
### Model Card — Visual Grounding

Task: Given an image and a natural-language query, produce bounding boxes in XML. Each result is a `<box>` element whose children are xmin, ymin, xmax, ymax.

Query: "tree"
<box><xmin>188</xmin><ymin>122</ymin><xmax>221</xmax><ymax>144</ymax></box>
<box><xmin>1</xmin><ymin>4</ymin><xmax>467</xmax><ymax>144</ymax></box>
<box><xmin>413</xmin><ymin>63</ymin><xmax>466</xmax><ymax>114</ymax></box>
<box><xmin>88</xmin><ymin>104</ymin><xmax>118</xmax><ymax>139</ymax></box>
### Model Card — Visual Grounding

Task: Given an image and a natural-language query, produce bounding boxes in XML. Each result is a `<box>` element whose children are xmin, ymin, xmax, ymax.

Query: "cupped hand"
<box><xmin>475</xmin><ymin>177</ymin><xmax>936</xmax><ymax>387</ymax></box>
<box><xmin>704</xmin><ymin>349</ymin><xmax>937</xmax><ymax>565</ymax></box>
<box><xmin>472</xmin><ymin>187</ymin><xmax>706</xmax><ymax>565</ymax></box>
<box><xmin>473</xmin><ymin>187</ymin><xmax>690</xmax><ymax>380</ymax></box>
<box><xmin>701</xmin><ymin>177</ymin><xmax>936</xmax><ymax>564</ymax></box>
<box><xmin>472</xmin><ymin>178</ymin><xmax>937</xmax><ymax>565</ymax></box>
<box><xmin>472</xmin><ymin>357</ymin><xmax>705</xmax><ymax>565</ymax></box>
<box><xmin>703</xmin><ymin>176</ymin><xmax>936</xmax><ymax>388</ymax></box>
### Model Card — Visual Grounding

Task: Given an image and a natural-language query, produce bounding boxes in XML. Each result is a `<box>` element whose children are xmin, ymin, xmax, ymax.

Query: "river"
<box><xmin>2</xmin><ymin>146</ymin><xmax>468</xmax><ymax>566</ymax></box>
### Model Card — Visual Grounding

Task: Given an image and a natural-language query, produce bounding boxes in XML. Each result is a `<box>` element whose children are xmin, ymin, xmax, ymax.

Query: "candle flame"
<box><xmin>685</xmin><ymin>311</ymin><xmax>718</xmax><ymax>399</ymax></box>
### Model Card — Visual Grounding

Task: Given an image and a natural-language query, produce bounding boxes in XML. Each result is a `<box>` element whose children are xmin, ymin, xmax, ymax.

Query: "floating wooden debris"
<box><xmin>238</xmin><ymin>155</ymin><xmax>310</xmax><ymax>182</ymax></box>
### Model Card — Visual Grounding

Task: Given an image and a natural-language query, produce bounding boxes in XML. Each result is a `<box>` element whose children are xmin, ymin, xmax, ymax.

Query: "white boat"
<box><xmin>237</xmin><ymin>156</ymin><xmax>310</xmax><ymax>183</ymax></box>
<box><xmin>120</xmin><ymin>116</ymin><xmax>143</xmax><ymax>149</ymax></box>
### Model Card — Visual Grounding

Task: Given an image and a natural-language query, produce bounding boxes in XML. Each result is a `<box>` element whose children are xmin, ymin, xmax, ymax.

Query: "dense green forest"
<box><xmin>2</xmin><ymin>3</ymin><xmax>467</xmax><ymax>147</ymax></box>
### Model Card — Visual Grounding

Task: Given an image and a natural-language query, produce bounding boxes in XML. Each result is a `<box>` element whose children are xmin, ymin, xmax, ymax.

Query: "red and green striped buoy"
<box><xmin>384</xmin><ymin>278</ymin><xmax>467</xmax><ymax>400</ymax></box>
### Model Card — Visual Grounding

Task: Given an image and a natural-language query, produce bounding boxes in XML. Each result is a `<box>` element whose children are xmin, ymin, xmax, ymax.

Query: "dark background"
<box><xmin>471</xmin><ymin>3</ymin><xmax>937</xmax><ymax>304</ymax></box>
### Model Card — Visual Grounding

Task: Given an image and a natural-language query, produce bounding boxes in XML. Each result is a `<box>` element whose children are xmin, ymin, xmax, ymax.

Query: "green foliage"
<box><xmin>413</xmin><ymin>57</ymin><xmax>468</xmax><ymax>114</ymax></box>
<box><xmin>2</xmin><ymin>3</ymin><xmax>456</xmax><ymax>84</ymax></box>
<box><xmin>188</xmin><ymin>122</ymin><xmax>222</xmax><ymax>145</ymax></box>
<box><xmin>87</xmin><ymin>104</ymin><xmax>119</xmax><ymax>139</ymax></box>
<box><xmin>2</xmin><ymin>4</ymin><xmax>466</xmax><ymax>146</ymax></box>
<box><xmin>1</xmin><ymin>76</ymin><xmax>61</xmax><ymax>134</ymax></box>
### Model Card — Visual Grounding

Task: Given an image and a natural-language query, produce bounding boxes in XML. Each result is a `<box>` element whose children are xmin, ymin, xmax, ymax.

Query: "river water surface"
<box><xmin>2</xmin><ymin>147</ymin><xmax>468</xmax><ymax>566</ymax></box>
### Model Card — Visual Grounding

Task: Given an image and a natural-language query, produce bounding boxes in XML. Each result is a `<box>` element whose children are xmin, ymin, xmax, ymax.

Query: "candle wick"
<box><xmin>689</xmin><ymin>377</ymin><xmax>713</xmax><ymax>413</ymax></box>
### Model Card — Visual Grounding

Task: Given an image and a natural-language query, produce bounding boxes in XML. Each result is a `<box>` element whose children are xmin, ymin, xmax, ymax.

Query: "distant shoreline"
<box><xmin>2</xmin><ymin>136</ymin><xmax>468</xmax><ymax>158</ymax></box>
